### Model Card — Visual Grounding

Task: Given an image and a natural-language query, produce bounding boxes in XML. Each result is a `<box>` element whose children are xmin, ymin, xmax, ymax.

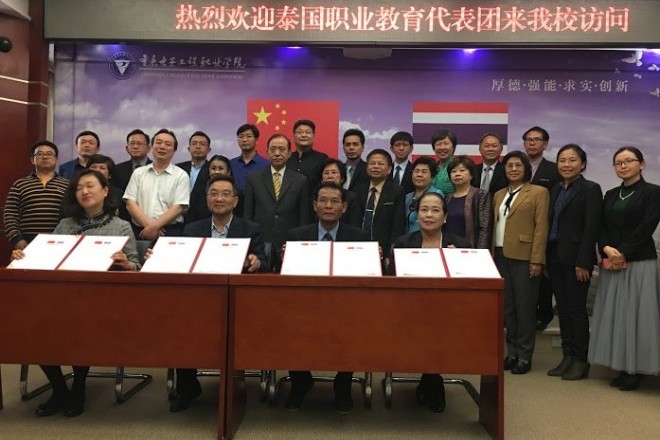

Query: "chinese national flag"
<box><xmin>247</xmin><ymin>99</ymin><xmax>340</xmax><ymax>158</ymax></box>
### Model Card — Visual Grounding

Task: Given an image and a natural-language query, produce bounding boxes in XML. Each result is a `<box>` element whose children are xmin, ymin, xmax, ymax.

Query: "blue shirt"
<box><xmin>189</xmin><ymin>161</ymin><xmax>206</xmax><ymax>192</ymax></box>
<box><xmin>230</xmin><ymin>153</ymin><xmax>270</xmax><ymax>191</ymax></box>
<box><xmin>317</xmin><ymin>222</ymin><xmax>339</xmax><ymax>241</ymax></box>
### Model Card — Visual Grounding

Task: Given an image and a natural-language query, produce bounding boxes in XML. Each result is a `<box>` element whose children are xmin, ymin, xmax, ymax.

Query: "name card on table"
<box><xmin>281</xmin><ymin>241</ymin><xmax>332</xmax><ymax>276</ymax></box>
<box><xmin>393</xmin><ymin>248</ymin><xmax>447</xmax><ymax>278</ymax></box>
<box><xmin>7</xmin><ymin>234</ymin><xmax>81</xmax><ymax>270</ymax></box>
<box><xmin>332</xmin><ymin>241</ymin><xmax>381</xmax><ymax>276</ymax></box>
<box><xmin>58</xmin><ymin>235</ymin><xmax>129</xmax><ymax>271</ymax></box>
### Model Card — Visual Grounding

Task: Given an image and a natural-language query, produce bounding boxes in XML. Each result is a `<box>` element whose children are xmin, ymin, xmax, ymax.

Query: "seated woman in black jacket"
<box><xmin>389</xmin><ymin>192</ymin><xmax>471</xmax><ymax>412</ymax></box>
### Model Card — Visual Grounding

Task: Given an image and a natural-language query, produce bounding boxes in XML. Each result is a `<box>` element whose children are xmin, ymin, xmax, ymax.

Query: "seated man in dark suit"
<box><xmin>168</xmin><ymin>175</ymin><xmax>267</xmax><ymax>413</ymax></box>
<box><xmin>284</xmin><ymin>182</ymin><xmax>370</xmax><ymax>414</ymax></box>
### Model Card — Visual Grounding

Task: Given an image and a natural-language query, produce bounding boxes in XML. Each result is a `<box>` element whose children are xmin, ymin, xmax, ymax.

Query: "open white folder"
<box><xmin>7</xmin><ymin>234</ymin><xmax>81</xmax><ymax>270</ymax></box>
<box><xmin>280</xmin><ymin>241</ymin><xmax>332</xmax><ymax>276</ymax></box>
<box><xmin>140</xmin><ymin>236</ymin><xmax>204</xmax><ymax>273</ymax></box>
<box><xmin>192</xmin><ymin>238</ymin><xmax>250</xmax><ymax>274</ymax></box>
<box><xmin>332</xmin><ymin>241</ymin><xmax>381</xmax><ymax>276</ymax></box>
<box><xmin>442</xmin><ymin>248</ymin><xmax>501</xmax><ymax>278</ymax></box>
<box><xmin>393</xmin><ymin>248</ymin><xmax>447</xmax><ymax>277</ymax></box>
<box><xmin>58</xmin><ymin>235</ymin><xmax>129</xmax><ymax>271</ymax></box>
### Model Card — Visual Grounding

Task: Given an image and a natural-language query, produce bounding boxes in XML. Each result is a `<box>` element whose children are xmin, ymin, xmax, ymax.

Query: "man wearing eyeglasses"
<box><xmin>230</xmin><ymin>124</ymin><xmax>269</xmax><ymax>192</ymax></box>
<box><xmin>58</xmin><ymin>130</ymin><xmax>100</xmax><ymax>179</ymax></box>
<box><xmin>3</xmin><ymin>140</ymin><xmax>69</xmax><ymax>251</ymax></box>
<box><xmin>168</xmin><ymin>174</ymin><xmax>266</xmax><ymax>413</ymax></box>
<box><xmin>113</xmin><ymin>129</ymin><xmax>152</xmax><ymax>191</ymax></box>
<box><xmin>522</xmin><ymin>126</ymin><xmax>560</xmax><ymax>332</ymax></box>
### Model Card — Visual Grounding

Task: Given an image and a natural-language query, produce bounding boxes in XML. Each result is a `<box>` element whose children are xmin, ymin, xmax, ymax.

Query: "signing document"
<box><xmin>58</xmin><ymin>235</ymin><xmax>129</xmax><ymax>271</ymax></box>
<box><xmin>141</xmin><ymin>236</ymin><xmax>204</xmax><ymax>273</ymax></box>
<box><xmin>442</xmin><ymin>248</ymin><xmax>501</xmax><ymax>278</ymax></box>
<box><xmin>7</xmin><ymin>234</ymin><xmax>80</xmax><ymax>270</ymax></box>
<box><xmin>281</xmin><ymin>241</ymin><xmax>331</xmax><ymax>276</ymax></box>
<box><xmin>332</xmin><ymin>241</ymin><xmax>381</xmax><ymax>276</ymax></box>
<box><xmin>393</xmin><ymin>248</ymin><xmax>447</xmax><ymax>277</ymax></box>
<box><xmin>192</xmin><ymin>238</ymin><xmax>250</xmax><ymax>274</ymax></box>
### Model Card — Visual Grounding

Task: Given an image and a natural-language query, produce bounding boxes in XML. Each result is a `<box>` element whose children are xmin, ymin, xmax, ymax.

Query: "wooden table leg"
<box><xmin>479</xmin><ymin>375</ymin><xmax>503</xmax><ymax>440</ymax></box>
<box><xmin>0</xmin><ymin>364</ymin><xmax>4</xmax><ymax>410</ymax></box>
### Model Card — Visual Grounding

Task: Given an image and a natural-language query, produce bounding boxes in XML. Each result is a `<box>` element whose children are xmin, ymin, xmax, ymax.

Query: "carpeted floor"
<box><xmin>1</xmin><ymin>331</ymin><xmax>659</xmax><ymax>440</ymax></box>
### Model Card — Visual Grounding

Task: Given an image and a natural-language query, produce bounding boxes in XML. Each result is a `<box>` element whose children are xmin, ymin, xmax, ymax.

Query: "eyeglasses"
<box><xmin>613</xmin><ymin>158</ymin><xmax>640</xmax><ymax>168</ymax></box>
<box><xmin>237</xmin><ymin>134</ymin><xmax>255</xmax><ymax>140</ymax></box>
<box><xmin>523</xmin><ymin>137</ymin><xmax>545</xmax><ymax>144</ymax></box>
<box><xmin>33</xmin><ymin>152</ymin><xmax>56</xmax><ymax>158</ymax></box>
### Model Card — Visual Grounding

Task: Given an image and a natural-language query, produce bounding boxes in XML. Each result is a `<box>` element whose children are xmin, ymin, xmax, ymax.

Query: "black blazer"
<box><xmin>354</xmin><ymin>180</ymin><xmax>405</xmax><ymax>254</ymax></box>
<box><xmin>243</xmin><ymin>167</ymin><xmax>310</xmax><ymax>249</ymax></box>
<box><xmin>287</xmin><ymin>222</ymin><xmax>371</xmax><ymax>242</ymax></box>
<box><xmin>177</xmin><ymin>160</ymin><xmax>211</xmax><ymax>225</ymax></box>
<box><xmin>599</xmin><ymin>178</ymin><xmax>660</xmax><ymax>262</ymax></box>
<box><xmin>346</xmin><ymin>159</ymin><xmax>370</xmax><ymax>191</ymax></box>
<box><xmin>532</xmin><ymin>158</ymin><xmax>561</xmax><ymax>191</ymax></box>
<box><xmin>113</xmin><ymin>159</ymin><xmax>152</xmax><ymax>191</ymax></box>
<box><xmin>472</xmin><ymin>161</ymin><xmax>508</xmax><ymax>195</ymax></box>
<box><xmin>182</xmin><ymin>216</ymin><xmax>267</xmax><ymax>272</ymax></box>
<box><xmin>391</xmin><ymin>161</ymin><xmax>414</xmax><ymax>195</ymax></box>
<box><xmin>388</xmin><ymin>231</ymin><xmax>471</xmax><ymax>274</ymax></box>
<box><xmin>548</xmin><ymin>176</ymin><xmax>602</xmax><ymax>270</ymax></box>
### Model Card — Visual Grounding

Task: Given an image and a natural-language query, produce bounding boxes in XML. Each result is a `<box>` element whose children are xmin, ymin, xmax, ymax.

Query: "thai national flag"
<box><xmin>411</xmin><ymin>102</ymin><xmax>509</xmax><ymax>162</ymax></box>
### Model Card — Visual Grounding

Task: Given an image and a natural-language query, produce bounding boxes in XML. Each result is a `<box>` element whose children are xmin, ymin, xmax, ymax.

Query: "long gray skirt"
<box><xmin>588</xmin><ymin>260</ymin><xmax>660</xmax><ymax>375</ymax></box>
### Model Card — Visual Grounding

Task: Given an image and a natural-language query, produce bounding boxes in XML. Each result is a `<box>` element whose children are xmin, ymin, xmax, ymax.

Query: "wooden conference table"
<box><xmin>226</xmin><ymin>275</ymin><xmax>504</xmax><ymax>440</ymax></box>
<box><xmin>0</xmin><ymin>269</ymin><xmax>229</xmax><ymax>438</ymax></box>
<box><xmin>0</xmin><ymin>270</ymin><xmax>503</xmax><ymax>440</ymax></box>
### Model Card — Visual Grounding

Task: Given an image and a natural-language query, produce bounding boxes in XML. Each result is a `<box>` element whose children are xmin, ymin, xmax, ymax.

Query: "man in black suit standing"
<box><xmin>389</xmin><ymin>131</ymin><xmax>414</xmax><ymax>195</ymax></box>
<box><xmin>342</xmin><ymin>128</ymin><xmax>369</xmax><ymax>191</ymax></box>
<box><xmin>283</xmin><ymin>182</ymin><xmax>370</xmax><ymax>414</ymax></box>
<box><xmin>287</xmin><ymin>119</ymin><xmax>329</xmax><ymax>191</ymax></box>
<box><xmin>522</xmin><ymin>126</ymin><xmax>561</xmax><ymax>331</ymax></box>
<box><xmin>472</xmin><ymin>132</ymin><xmax>508</xmax><ymax>194</ymax></box>
<box><xmin>169</xmin><ymin>174</ymin><xmax>267</xmax><ymax>413</ymax></box>
<box><xmin>114</xmin><ymin>129</ymin><xmax>152</xmax><ymax>191</ymax></box>
<box><xmin>177</xmin><ymin>131</ymin><xmax>212</xmax><ymax>224</ymax></box>
<box><xmin>244</xmin><ymin>133</ymin><xmax>310</xmax><ymax>267</ymax></box>
<box><xmin>355</xmin><ymin>149</ymin><xmax>405</xmax><ymax>258</ymax></box>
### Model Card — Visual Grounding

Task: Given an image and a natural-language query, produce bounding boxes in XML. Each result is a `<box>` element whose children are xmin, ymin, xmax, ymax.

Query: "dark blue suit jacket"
<box><xmin>182</xmin><ymin>216</ymin><xmax>267</xmax><ymax>272</ymax></box>
<box><xmin>58</xmin><ymin>159</ymin><xmax>85</xmax><ymax>180</ymax></box>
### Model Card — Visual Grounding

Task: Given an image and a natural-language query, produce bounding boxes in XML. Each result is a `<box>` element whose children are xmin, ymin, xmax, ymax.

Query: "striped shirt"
<box><xmin>3</xmin><ymin>173</ymin><xmax>69</xmax><ymax>246</ymax></box>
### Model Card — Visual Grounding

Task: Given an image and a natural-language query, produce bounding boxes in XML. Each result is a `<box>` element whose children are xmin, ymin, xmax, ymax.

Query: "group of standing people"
<box><xmin>3</xmin><ymin>121</ymin><xmax>659</xmax><ymax>418</ymax></box>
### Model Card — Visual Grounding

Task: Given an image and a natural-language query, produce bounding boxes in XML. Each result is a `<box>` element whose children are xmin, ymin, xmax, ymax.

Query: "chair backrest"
<box><xmin>263</xmin><ymin>241</ymin><xmax>274</xmax><ymax>273</ymax></box>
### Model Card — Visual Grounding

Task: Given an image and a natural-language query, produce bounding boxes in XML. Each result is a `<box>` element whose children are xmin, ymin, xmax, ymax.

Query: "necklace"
<box><xmin>618</xmin><ymin>188</ymin><xmax>635</xmax><ymax>201</ymax></box>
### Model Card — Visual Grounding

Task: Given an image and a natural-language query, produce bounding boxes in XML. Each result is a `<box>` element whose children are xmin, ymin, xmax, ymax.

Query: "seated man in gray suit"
<box><xmin>169</xmin><ymin>174</ymin><xmax>267</xmax><ymax>413</ymax></box>
<box><xmin>284</xmin><ymin>182</ymin><xmax>370</xmax><ymax>414</ymax></box>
